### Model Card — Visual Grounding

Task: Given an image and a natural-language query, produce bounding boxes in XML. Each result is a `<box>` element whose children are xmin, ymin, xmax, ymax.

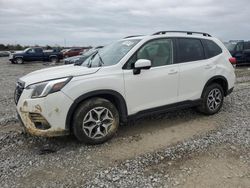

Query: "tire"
<box><xmin>15</xmin><ymin>57</ymin><xmax>23</xmax><ymax>64</ymax></box>
<box><xmin>73</xmin><ymin>98</ymin><xmax>119</xmax><ymax>144</ymax></box>
<box><xmin>50</xmin><ymin>56</ymin><xmax>58</xmax><ymax>63</ymax></box>
<box><xmin>197</xmin><ymin>83</ymin><xmax>224</xmax><ymax>115</ymax></box>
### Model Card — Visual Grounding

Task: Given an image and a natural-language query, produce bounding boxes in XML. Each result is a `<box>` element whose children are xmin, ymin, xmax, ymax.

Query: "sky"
<box><xmin>0</xmin><ymin>0</ymin><xmax>249</xmax><ymax>47</ymax></box>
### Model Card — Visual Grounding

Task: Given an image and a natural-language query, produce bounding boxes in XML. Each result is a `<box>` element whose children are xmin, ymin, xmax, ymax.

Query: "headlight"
<box><xmin>27</xmin><ymin>77</ymin><xmax>72</xmax><ymax>98</ymax></box>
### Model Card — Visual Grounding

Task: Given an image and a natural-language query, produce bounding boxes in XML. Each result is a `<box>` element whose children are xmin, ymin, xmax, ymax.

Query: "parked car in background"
<box><xmin>9</xmin><ymin>47</ymin><xmax>63</xmax><ymax>64</ymax></box>
<box><xmin>225</xmin><ymin>40</ymin><xmax>250</xmax><ymax>65</ymax></box>
<box><xmin>79</xmin><ymin>46</ymin><xmax>104</xmax><ymax>55</ymax></box>
<box><xmin>64</xmin><ymin>47</ymin><xmax>103</xmax><ymax>65</ymax></box>
<box><xmin>15</xmin><ymin>31</ymin><xmax>235</xmax><ymax>144</ymax></box>
<box><xmin>0</xmin><ymin>51</ymin><xmax>10</xmax><ymax>57</ymax></box>
<box><xmin>63</xmin><ymin>48</ymin><xmax>84</xmax><ymax>58</ymax></box>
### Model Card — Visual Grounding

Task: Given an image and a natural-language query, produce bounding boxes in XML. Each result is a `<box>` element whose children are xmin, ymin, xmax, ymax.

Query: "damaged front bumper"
<box><xmin>16</xmin><ymin>89</ymin><xmax>73</xmax><ymax>137</ymax></box>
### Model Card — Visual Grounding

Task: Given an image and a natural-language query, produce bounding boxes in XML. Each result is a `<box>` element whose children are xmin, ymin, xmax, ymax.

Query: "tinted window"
<box><xmin>34</xmin><ymin>48</ymin><xmax>43</xmax><ymax>53</ymax></box>
<box><xmin>244</xmin><ymin>42</ymin><xmax>250</xmax><ymax>50</ymax></box>
<box><xmin>178</xmin><ymin>38</ymin><xmax>205</xmax><ymax>63</ymax></box>
<box><xmin>204</xmin><ymin>39</ymin><xmax>222</xmax><ymax>58</ymax></box>
<box><xmin>224</xmin><ymin>42</ymin><xmax>236</xmax><ymax>51</ymax></box>
<box><xmin>125</xmin><ymin>39</ymin><xmax>173</xmax><ymax>69</ymax></box>
<box><xmin>236</xmin><ymin>42</ymin><xmax>244</xmax><ymax>51</ymax></box>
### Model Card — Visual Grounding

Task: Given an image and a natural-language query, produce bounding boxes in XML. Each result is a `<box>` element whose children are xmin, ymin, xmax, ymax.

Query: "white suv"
<box><xmin>15</xmin><ymin>31</ymin><xmax>236</xmax><ymax>144</ymax></box>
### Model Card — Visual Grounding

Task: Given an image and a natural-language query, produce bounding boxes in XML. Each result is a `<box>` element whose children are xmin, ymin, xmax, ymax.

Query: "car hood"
<box><xmin>20</xmin><ymin>64</ymin><xmax>100</xmax><ymax>87</ymax></box>
<box><xmin>12</xmin><ymin>51</ymin><xmax>24</xmax><ymax>55</ymax></box>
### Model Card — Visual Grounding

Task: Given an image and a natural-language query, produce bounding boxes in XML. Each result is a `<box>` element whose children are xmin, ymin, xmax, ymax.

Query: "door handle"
<box><xmin>168</xmin><ymin>69</ymin><xmax>178</xmax><ymax>75</ymax></box>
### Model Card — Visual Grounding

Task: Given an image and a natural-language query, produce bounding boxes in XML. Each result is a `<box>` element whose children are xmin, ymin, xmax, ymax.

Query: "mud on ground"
<box><xmin>0</xmin><ymin>57</ymin><xmax>249</xmax><ymax>187</ymax></box>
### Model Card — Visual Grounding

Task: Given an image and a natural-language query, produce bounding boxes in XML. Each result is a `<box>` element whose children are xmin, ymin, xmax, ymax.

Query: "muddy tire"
<box><xmin>197</xmin><ymin>83</ymin><xmax>224</xmax><ymax>115</ymax></box>
<box><xmin>15</xmin><ymin>57</ymin><xmax>23</xmax><ymax>64</ymax></box>
<box><xmin>73</xmin><ymin>98</ymin><xmax>119</xmax><ymax>144</ymax></box>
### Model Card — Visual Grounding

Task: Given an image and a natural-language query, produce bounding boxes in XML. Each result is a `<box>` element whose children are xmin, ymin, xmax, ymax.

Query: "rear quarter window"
<box><xmin>203</xmin><ymin>39</ymin><xmax>222</xmax><ymax>58</ymax></box>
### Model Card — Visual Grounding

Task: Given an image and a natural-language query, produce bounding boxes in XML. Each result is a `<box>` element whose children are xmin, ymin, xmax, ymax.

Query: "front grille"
<box><xmin>14</xmin><ymin>80</ymin><xmax>25</xmax><ymax>104</ymax></box>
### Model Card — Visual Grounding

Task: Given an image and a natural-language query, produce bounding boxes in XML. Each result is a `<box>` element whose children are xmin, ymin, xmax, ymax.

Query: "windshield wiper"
<box><xmin>87</xmin><ymin>51</ymin><xmax>104</xmax><ymax>68</ymax></box>
<box><xmin>96</xmin><ymin>51</ymin><xmax>104</xmax><ymax>67</ymax></box>
<box><xmin>87</xmin><ymin>52</ymin><xmax>97</xmax><ymax>68</ymax></box>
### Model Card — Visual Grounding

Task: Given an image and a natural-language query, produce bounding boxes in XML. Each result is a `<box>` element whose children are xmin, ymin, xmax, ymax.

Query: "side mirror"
<box><xmin>133</xmin><ymin>59</ymin><xmax>151</xmax><ymax>75</ymax></box>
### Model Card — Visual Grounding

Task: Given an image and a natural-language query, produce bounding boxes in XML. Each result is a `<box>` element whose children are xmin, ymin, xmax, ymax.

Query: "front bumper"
<box><xmin>16</xmin><ymin>89</ymin><xmax>73</xmax><ymax>137</ymax></box>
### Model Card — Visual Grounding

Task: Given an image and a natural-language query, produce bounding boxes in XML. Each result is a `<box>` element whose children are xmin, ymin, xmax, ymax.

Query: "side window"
<box><xmin>178</xmin><ymin>38</ymin><xmax>205</xmax><ymax>63</ymax></box>
<box><xmin>126</xmin><ymin>39</ymin><xmax>173</xmax><ymax>69</ymax></box>
<box><xmin>204</xmin><ymin>39</ymin><xmax>222</xmax><ymax>58</ymax></box>
<box><xmin>236</xmin><ymin>42</ymin><xmax>244</xmax><ymax>51</ymax></box>
<box><xmin>27</xmin><ymin>49</ymin><xmax>35</xmax><ymax>53</ymax></box>
<box><xmin>244</xmin><ymin>42</ymin><xmax>250</xmax><ymax>50</ymax></box>
<box><xmin>34</xmin><ymin>48</ymin><xmax>43</xmax><ymax>53</ymax></box>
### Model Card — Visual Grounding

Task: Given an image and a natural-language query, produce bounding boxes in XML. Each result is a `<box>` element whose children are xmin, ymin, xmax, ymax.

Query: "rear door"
<box><xmin>33</xmin><ymin>48</ymin><xmax>43</xmax><ymax>61</ymax></box>
<box><xmin>177</xmin><ymin>38</ymin><xmax>218</xmax><ymax>102</ymax></box>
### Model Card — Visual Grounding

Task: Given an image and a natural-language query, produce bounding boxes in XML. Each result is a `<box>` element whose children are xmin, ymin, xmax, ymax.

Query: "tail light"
<box><xmin>229</xmin><ymin>57</ymin><xmax>236</xmax><ymax>64</ymax></box>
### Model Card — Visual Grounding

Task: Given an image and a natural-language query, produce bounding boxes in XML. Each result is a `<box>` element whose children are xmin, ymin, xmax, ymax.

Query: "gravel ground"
<box><xmin>0</xmin><ymin>57</ymin><xmax>249</xmax><ymax>187</ymax></box>
<box><xmin>0</xmin><ymin>57</ymin><xmax>63</xmax><ymax>125</ymax></box>
<box><xmin>85</xmin><ymin>81</ymin><xmax>250</xmax><ymax>188</ymax></box>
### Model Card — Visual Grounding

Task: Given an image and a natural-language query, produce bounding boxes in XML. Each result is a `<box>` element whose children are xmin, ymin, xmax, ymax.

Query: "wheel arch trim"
<box><xmin>65</xmin><ymin>89</ymin><xmax>128</xmax><ymax>131</ymax></box>
<box><xmin>202</xmin><ymin>75</ymin><xmax>229</xmax><ymax>97</ymax></box>
<box><xmin>14</xmin><ymin>56</ymin><xmax>24</xmax><ymax>59</ymax></box>
<box><xmin>49</xmin><ymin>55</ymin><xmax>58</xmax><ymax>58</ymax></box>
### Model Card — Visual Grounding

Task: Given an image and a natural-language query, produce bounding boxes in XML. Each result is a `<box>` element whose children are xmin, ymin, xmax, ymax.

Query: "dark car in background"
<box><xmin>9</xmin><ymin>47</ymin><xmax>63</xmax><ymax>64</ymax></box>
<box><xmin>64</xmin><ymin>46</ymin><xmax>103</xmax><ymax>65</ymax></box>
<box><xmin>63</xmin><ymin>48</ymin><xmax>84</xmax><ymax>58</ymax></box>
<box><xmin>225</xmin><ymin>40</ymin><xmax>250</xmax><ymax>65</ymax></box>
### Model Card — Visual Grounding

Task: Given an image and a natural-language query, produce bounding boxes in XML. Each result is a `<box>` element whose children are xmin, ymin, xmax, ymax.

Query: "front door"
<box><xmin>123</xmin><ymin>38</ymin><xmax>179</xmax><ymax>115</ymax></box>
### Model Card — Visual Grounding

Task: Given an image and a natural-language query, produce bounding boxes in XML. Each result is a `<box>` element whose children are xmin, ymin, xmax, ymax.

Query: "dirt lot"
<box><xmin>0</xmin><ymin>57</ymin><xmax>249</xmax><ymax>187</ymax></box>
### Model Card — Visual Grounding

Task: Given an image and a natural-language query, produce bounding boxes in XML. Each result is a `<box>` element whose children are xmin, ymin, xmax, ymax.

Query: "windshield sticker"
<box><xmin>122</xmin><ymin>41</ymin><xmax>135</xmax><ymax>46</ymax></box>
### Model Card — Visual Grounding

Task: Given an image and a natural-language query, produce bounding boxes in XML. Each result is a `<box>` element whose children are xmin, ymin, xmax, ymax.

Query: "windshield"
<box><xmin>225</xmin><ymin>43</ymin><xmax>236</xmax><ymax>51</ymax></box>
<box><xmin>24</xmin><ymin>48</ymin><xmax>31</xmax><ymax>52</ymax></box>
<box><xmin>83</xmin><ymin>39</ymin><xmax>141</xmax><ymax>67</ymax></box>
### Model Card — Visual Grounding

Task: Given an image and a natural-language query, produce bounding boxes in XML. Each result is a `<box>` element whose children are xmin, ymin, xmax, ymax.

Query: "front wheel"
<box><xmin>73</xmin><ymin>98</ymin><xmax>119</xmax><ymax>144</ymax></box>
<box><xmin>15</xmin><ymin>57</ymin><xmax>24</xmax><ymax>64</ymax></box>
<box><xmin>197</xmin><ymin>83</ymin><xmax>224</xmax><ymax>115</ymax></box>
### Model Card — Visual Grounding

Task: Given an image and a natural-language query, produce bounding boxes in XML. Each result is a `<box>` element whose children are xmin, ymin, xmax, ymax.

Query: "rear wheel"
<box><xmin>15</xmin><ymin>57</ymin><xmax>23</xmax><ymax>64</ymax></box>
<box><xmin>50</xmin><ymin>56</ymin><xmax>58</xmax><ymax>63</ymax></box>
<box><xmin>73</xmin><ymin>98</ymin><xmax>119</xmax><ymax>144</ymax></box>
<box><xmin>197</xmin><ymin>83</ymin><xmax>224</xmax><ymax>115</ymax></box>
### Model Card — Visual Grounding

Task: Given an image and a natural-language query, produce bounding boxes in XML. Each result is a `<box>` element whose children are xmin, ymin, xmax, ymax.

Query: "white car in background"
<box><xmin>15</xmin><ymin>31</ymin><xmax>236</xmax><ymax>144</ymax></box>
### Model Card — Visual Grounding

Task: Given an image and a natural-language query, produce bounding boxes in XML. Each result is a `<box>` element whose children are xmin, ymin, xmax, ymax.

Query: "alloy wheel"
<box><xmin>207</xmin><ymin>88</ymin><xmax>222</xmax><ymax>111</ymax></box>
<box><xmin>82</xmin><ymin>107</ymin><xmax>114</xmax><ymax>139</ymax></box>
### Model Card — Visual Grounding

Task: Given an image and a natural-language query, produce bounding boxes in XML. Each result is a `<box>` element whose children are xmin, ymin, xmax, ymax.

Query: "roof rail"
<box><xmin>123</xmin><ymin>35</ymin><xmax>143</xmax><ymax>39</ymax></box>
<box><xmin>152</xmin><ymin>31</ymin><xmax>212</xmax><ymax>37</ymax></box>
